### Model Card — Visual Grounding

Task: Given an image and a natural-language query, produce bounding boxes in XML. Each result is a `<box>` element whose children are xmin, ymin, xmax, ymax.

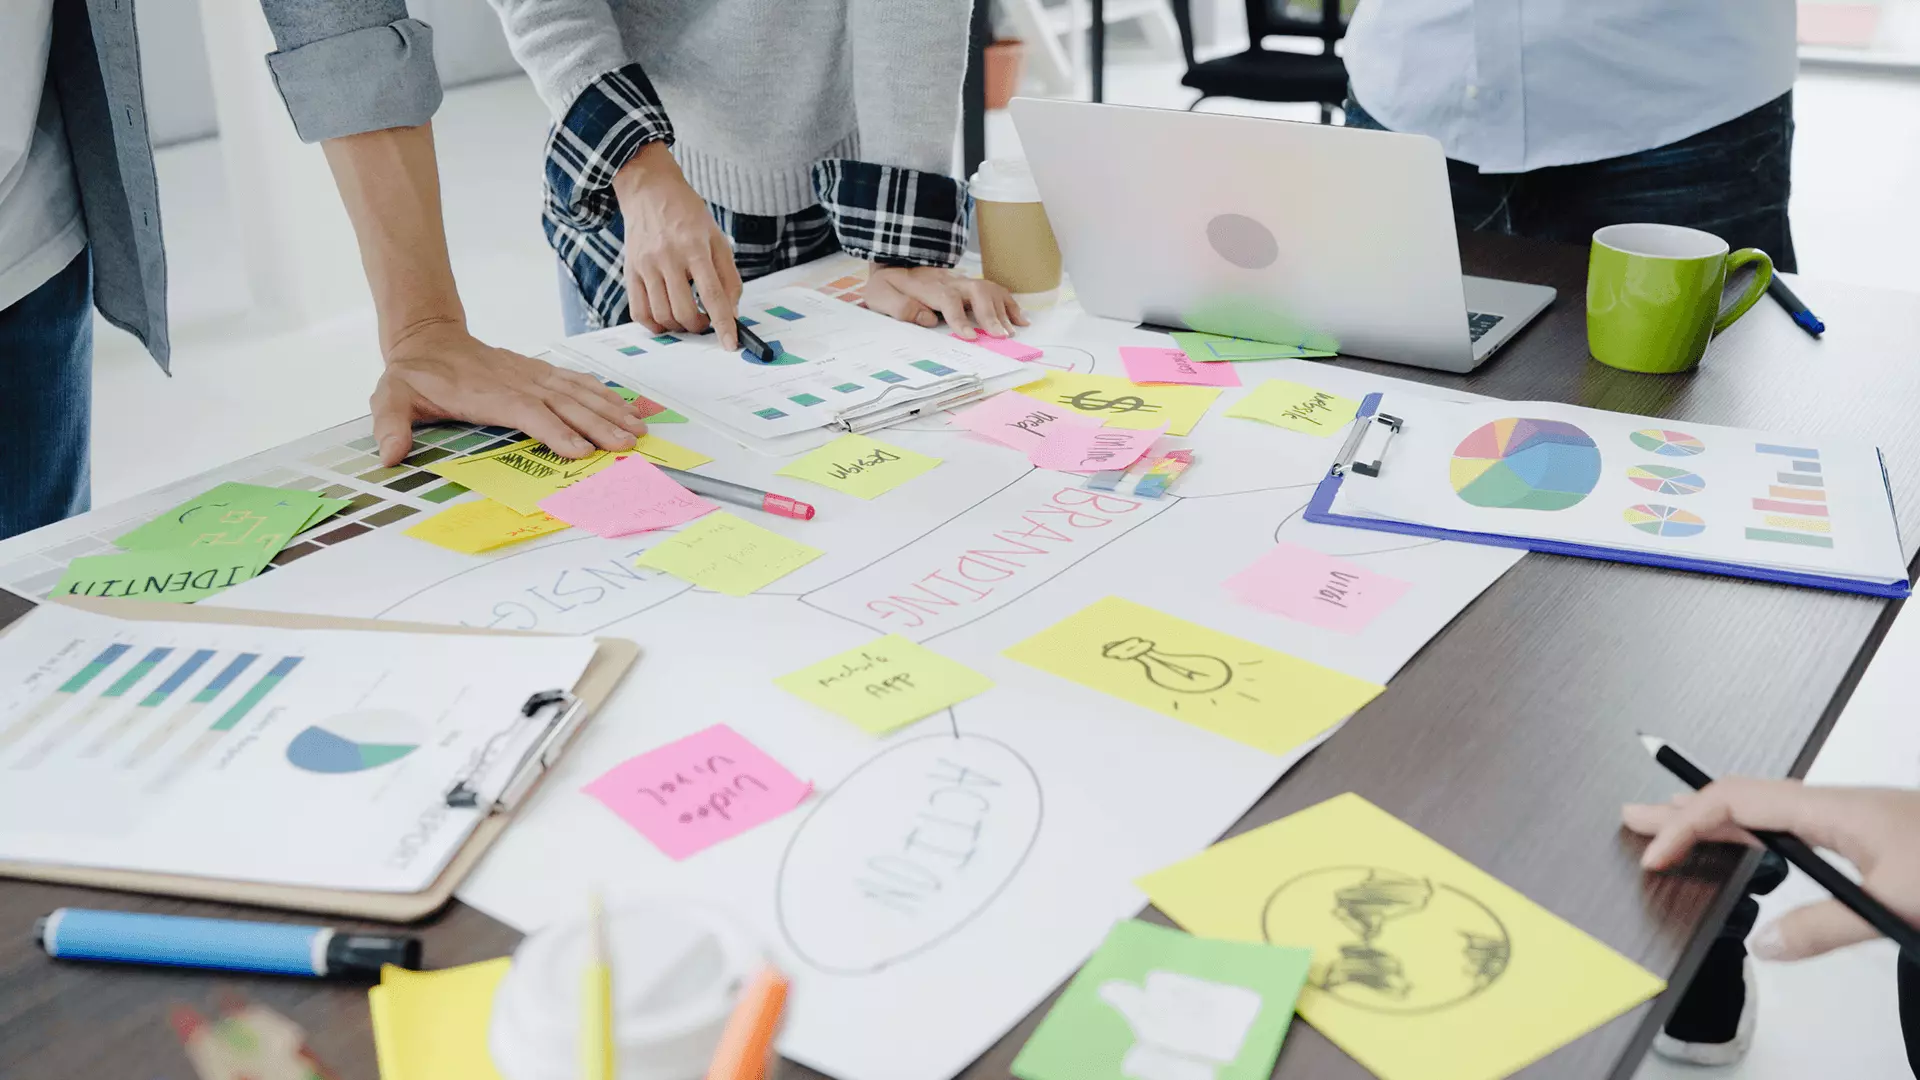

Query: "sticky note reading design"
<box><xmin>116</xmin><ymin>482</ymin><xmax>328</xmax><ymax>554</ymax></box>
<box><xmin>1169</xmin><ymin>330</ymin><xmax>1337</xmax><ymax>362</ymax></box>
<box><xmin>429</xmin><ymin>438</ymin><xmax>621</xmax><ymax>515</ymax></box>
<box><xmin>1226</xmin><ymin>544</ymin><xmax>1411</xmax><ymax>634</ymax></box>
<box><xmin>582</xmin><ymin>724</ymin><xmax>811</xmax><ymax>860</ymax></box>
<box><xmin>628</xmin><ymin>434</ymin><xmax>712</xmax><ymax>471</ymax></box>
<box><xmin>1028</xmin><ymin>426</ymin><xmax>1166</xmax><ymax>474</ymax></box>
<box><xmin>1224</xmin><ymin>380</ymin><xmax>1361</xmax><ymax>437</ymax></box>
<box><xmin>1137</xmin><ymin>793</ymin><xmax>1667</xmax><ymax>1080</ymax></box>
<box><xmin>955</xmin><ymin>334</ymin><xmax>1043</xmax><ymax>362</ymax></box>
<box><xmin>404</xmin><ymin>499</ymin><xmax>569</xmax><ymax>554</ymax></box>
<box><xmin>778</xmin><ymin>434</ymin><xmax>943</xmax><ymax>499</ymax></box>
<box><xmin>633</xmin><ymin>512</ymin><xmax>822</xmax><ymax>595</ymax></box>
<box><xmin>775</xmin><ymin>633</ymin><xmax>994</xmax><ymax>734</ymax></box>
<box><xmin>1019</xmin><ymin>372</ymin><xmax>1221</xmax><ymax>436</ymax></box>
<box><xmin>952</xmin><ymin>391</ymin><xmax>1100</xmax><ymax>451</ymax></box>
<box><xmin>1119</xmin><ymin>345</ymin><xmax>1242</xmax><ymax>388</ymax></box>
<box><xmin>1011</xmin><ymin>920</ymin><xmax>1310</xmax><ymax>1080</ymax></box>
<box><xmin>538</xmin><ymin>456</ymin><xmax>717</xmax><ymax>537</ymax></box>
<box><xmin>1004</xmin><ymin>596</ymin><xmax>1382</xmax><ymax>756</ymax></box>
<box><xmin>53</xmin><ymin>549</ymin><xmax>270</xmax><ymax>604</ymax></box>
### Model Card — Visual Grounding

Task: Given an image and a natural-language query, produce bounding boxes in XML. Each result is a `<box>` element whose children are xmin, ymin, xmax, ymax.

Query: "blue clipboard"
<box><xmin>1303</xmin><ymin>393</ymin><xmax>1912</xmax><ymax>599</ymax></box>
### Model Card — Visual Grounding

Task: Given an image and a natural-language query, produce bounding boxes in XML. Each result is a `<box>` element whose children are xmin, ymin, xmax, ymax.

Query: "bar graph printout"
<box><xmin>0</xmin><ymin>604</ymin><xmax>596</xmax><ymax>892</ymax></box>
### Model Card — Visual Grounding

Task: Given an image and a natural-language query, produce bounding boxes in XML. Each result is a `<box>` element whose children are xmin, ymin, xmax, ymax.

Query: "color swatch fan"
<box><xmin>1448</xmin><ymin>418</ymin><xmax>1601</xmax><ymax>511</ymax></box>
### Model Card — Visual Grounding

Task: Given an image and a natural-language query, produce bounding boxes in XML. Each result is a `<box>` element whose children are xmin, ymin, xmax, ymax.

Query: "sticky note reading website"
<box><xmin>775</xmin><ymin>634</ymin><xmax>994</xmax><ymax>734</ymax></box>
<box><xmin>778</xmin><ymin>434</ymin><xmax>942</xmax><ymax>499</ymax></box>
<box><xmin>582</xmin><ymin>724</ymin><xmax>811</xmax><ymax>860</ymax></box>
<box><xmin>1224</xmin><ymin>380</ymin><xmax>1361</xmax><ymax>437</ymax></box>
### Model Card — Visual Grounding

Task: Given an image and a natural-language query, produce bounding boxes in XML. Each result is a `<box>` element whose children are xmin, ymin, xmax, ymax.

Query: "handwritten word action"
<box><xmin>779</xmin><ymin>433</ymin><xmax>943</xmax><ymax>500</ymax></box>
<box><xmin>583</xmin><ymin>723</ymin><xmax>811</xmax><ymax>860</ymax></box>
<box><xmin>1224</xmin><ymin>380</ymin><xmax>1361</xmax><ymax>437</ymax></box>
<box><xmin>1224</xmin><ymin>543</ymin><xmax>1411</xmax><ymax>635</ymax></box>
<box><xmin>776</xmin><ymin>634</ymin><xmax>994</xmax><ymax>734</ymax></box>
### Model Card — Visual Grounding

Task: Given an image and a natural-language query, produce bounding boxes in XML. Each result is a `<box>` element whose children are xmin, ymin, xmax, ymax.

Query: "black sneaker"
<box><xmin>1652</xmin><ymin>853</ymin><xmax>1786</xmax><ymax>1066</ymax></box>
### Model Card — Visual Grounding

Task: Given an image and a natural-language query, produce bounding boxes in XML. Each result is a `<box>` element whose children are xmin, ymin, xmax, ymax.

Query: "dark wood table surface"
<box><xmin>5</xmin><ymin>231</ymin><xmax>1918</xmax><ymax>1080</ymax></box>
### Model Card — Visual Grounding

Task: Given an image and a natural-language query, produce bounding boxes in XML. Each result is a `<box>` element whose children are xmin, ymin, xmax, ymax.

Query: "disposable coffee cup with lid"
<box><xmin>969</xmin><ymin>158</ymin><xmax>1063</xmax><ymax>308</ymax></box>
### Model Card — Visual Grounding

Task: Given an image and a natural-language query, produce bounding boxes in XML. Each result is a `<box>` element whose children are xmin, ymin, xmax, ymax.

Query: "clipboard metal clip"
<box><xmin>1331</xmin><ymin>412</ymin><xmax>1402</xmax><ymax>478</ymax></box>
<box><xmin>444</xmin><ymin>689</ymin><xmax>586</xmax><ymax>813</ymax></box>
<box><xmin>831</xmin><ymin>374</ymin><xmax>985</xmax><ymax>434</ymax></box>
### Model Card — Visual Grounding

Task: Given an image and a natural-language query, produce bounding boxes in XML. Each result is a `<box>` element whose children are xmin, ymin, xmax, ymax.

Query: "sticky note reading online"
<box><xmin>1028</xmin><ymin>426</ymin><xmax>1165</xmax><ymax>474</ymax></box>
<box><xmin>1225</xmin><ymin>380</ymin><xmax>1361</xmax><ymax>437</ymax></box>
<box><xmin>775</xmin><ymin>634</ymin><xmax>994</xmax><ymax>734</ymax></box>
<box><xmin>1137</xmin><ymin>793</ymin><xmax>1666</xmax><ymax>1080</ymax></box>
<box><xmin>1119</xmin><ymin>345</ymin><xmax>1242</xmax><ymax>388</ymax></box>
<box><xmin>1226</xmin><ymin>543</ymin><xmax>1411</xmax><ymax>635</ymax></box>
<box><xmin>404</xmin><ymin>499</ymin><xmax>569</xmax><ymax>554</ymax></box>
<box><xmin>778</xmin><ymin>433</ymin><xmax>942</xmax><ymax>499</ymax></box>
<box><xmin>582</xmin><ymin>724</ymin><xmax>811</xmax><ymax>860</ymax></box>
<box><xmin>1019</xmin><ymin>372</ymin><xmax>1221</xmax><ymax>436</ymax></box>
<box><xmin>53</xmin><ymin>549</ymin><xmax>269</xmax><ymax>604</ymax></box>
<box><xmin>633</xmin><ymin>512</ymin><xmax>822</xmax><ymax>595</ymax></box>
<box><xmin>538</xmin><ymin>456</ymin><xmax>716</xmax><ymax>537</ymax></box>
<box><xmin>429</xmin><ymin>439</ymin><xmax>620</xmax><ymax>515</ymax></box>
<box><xmin>1004</xmin><ymin>597</ymin><xmax>1382</xmax><ymax>756</ymax></box>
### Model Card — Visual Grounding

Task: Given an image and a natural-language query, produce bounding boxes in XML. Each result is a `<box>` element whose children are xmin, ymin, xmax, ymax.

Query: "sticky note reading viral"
<box><xmin>1225</xmin><ymin>544</ymin><xmax>1411</xmax><ymax>634</ymax></box>
<box><xmin>583</xmin><ymin>724</ymin><xmax>812</xmax><ymax>860</ymax></box>
<box><xmin>778</xmin><ymin>434</ymin><xmax>942</xmax><ymax>499</ymax></box>
<box><xmin>775</xmin><ymin>634</ymin><xmax>994</xmax><ymax>734</ymax></box>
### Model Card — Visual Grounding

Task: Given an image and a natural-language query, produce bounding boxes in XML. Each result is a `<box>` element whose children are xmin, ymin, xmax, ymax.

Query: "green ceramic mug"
<box><xmin>1587</xmin><ymin>223</ymin><xmax>1774</xmax><ymax>374</ymax></box>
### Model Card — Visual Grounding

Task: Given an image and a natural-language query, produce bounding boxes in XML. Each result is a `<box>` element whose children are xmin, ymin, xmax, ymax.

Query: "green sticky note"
<box><xmin>1012</xmin><ymin>920</ymin><xmax>1311</xmax><ymax>1080</ymax></box>
<box><xmin>52</xmin><ymin>548</ymin><xmax>271</xmax><ymax>604</ymax></box>
<box><xmin>1171</xmin><ymin>330</ymin><xmax>1337</xmax><ymax>362</ymax></box>
<box><xmin>116</xmin><ymin>482</ymin><xmax>325</xmax><ymax>555</ymax></box>
<box><xmin>297</xmin><ymin>496</ymin><xmax>354</xmax><ymax>536</ymax></box>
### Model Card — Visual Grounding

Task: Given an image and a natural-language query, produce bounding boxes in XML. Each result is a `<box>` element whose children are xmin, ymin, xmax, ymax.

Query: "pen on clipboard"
<box><xmin>657</xmin><ymin>465</ymin><xmax>815</xmax><ymax>521</ymax></box>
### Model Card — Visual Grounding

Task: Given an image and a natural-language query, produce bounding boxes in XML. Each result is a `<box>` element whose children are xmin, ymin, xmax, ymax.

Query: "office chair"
<box><xmin>1169</xmin><ymin>0</ymin><xmax>1350</xmax><ymax>123</ymax></box>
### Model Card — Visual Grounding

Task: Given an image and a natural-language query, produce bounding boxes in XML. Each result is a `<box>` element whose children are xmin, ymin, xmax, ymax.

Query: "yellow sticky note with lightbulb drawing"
<box><xmin>1004</xmin><ymin>597</ymin><xmax>1383</xmax><ymax>756</ymax></box>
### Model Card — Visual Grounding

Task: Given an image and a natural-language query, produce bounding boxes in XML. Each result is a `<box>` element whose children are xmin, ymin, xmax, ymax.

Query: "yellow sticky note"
<box><xmin>629</xmin><ymin>433</ymin><xmax>712</xmax><ymax>471</ymax></box>
<box><xmin>1019</xmin><ymin>372</ymin><xmax>1221</xmax><ymax>435</ymax></box>
<box><xmin>1004</xmin><ymin>596</ymin><xmax>1381</xmax><ymax>756</ymax></box>
<box><xmin>404</xmin><ymin>499</ymin><xmax>569</xmax><ymax>554</ymax></box>
<box><xmin>1224</xmin><ymin>380</ymin><xmax>1361</xmax><ymax>437</ymax></box>
<box><xmin>428</xmin><ymin>439</ymin><xmax>619</xmax><ymax>515</ymax></box>
<box><xmin>777</xmin><ymin>434</ymin><xmax>942</xmax><ymax>499</ymax></box>
<box><xmin>369</xmin><ymin>957</ymin><xmax>510</xmax><ymax>1080</ymax></box>
<box><xmin>775</xmin><ymin>633</ymin><xmax>994</xmax><ymax>734</ymax></box>
<box><xmin>1138</xmin><ymin>794</ymin><xmax>1665</xmax><ymax>1080</ymax></box>
<box><xmin>634</xmin><ymin>512</ymin><xmax>823</xmax><ymax>595</ymax></box>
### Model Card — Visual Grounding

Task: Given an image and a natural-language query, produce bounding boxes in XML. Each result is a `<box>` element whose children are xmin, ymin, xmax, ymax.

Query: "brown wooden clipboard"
<box><xmin>0</xmin><ymin>596</ymin><xmax>639</xmax><ymax>923</ymax></box>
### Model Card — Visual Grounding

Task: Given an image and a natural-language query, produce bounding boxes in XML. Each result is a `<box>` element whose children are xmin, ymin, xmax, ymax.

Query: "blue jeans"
<box><xmin>1344</xmin><ymin>93</ymin><xmax>1797</xmax><ymax>273</ymax></box>
<box><xmin>0</xmin><ymin>250</ymin><xmax>91</xmax><ymax>541</ymax></box>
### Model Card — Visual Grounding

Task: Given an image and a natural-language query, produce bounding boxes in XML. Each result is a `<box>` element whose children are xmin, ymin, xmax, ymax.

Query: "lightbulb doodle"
<box><xmin>1099</xmin><ymin>636</ymin><xmax>1262</xmax><ymax>712</ymax></box>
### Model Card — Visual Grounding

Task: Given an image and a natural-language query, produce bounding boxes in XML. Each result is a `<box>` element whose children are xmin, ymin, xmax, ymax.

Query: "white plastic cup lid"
<box><xmin>969</xmin><ymin>158</ymin><xmax>1042</xmax><ymax>203</ymax></box>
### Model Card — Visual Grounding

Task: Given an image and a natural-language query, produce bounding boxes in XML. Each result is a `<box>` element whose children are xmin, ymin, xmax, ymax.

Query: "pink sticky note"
<box><xmin>583</xmin><ymin>724</ymin><xmax>812</xmax><ymax>860</ymax></box>
<box><xmin>1120</xmin><ymin>345</ymin><xmax>1242</xmax><ymax>388</ymax></box>
<box><xmin>1029</xmin><ymin>426</ymin><xmax>1166</xmax><ymax>473</ymax></box>
<box><xmin>1225</xmin><ymin>543</ymin><xmax>1412</xmax><ymax>634</ymax></box>
<box><xmin>955</xmin><ymin>334</ymin><xmax>1043</xmax><ymax>362</ymax></box>
<box><xmin>537</xmin><ymin>456</ymin><xmax>717</xmax><ymax>537</ymax></box>
<box><xmin>951</xmin><ymin>390</ymin><xmax>1100</xmax><ymax>451</ymax></box>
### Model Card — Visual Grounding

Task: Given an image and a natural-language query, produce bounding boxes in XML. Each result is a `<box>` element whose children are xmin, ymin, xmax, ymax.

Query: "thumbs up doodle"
<box><xmin>1096</xmin><ymin>970</ymin><xmax>1263</xmax><ymax>1080</ymax></box>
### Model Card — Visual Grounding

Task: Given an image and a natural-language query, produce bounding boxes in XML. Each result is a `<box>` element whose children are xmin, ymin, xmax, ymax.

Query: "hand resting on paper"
<box><xmin>1623</xmin><ymin>778</ymin><xmax>1920</xmax><ymax>960</ymax></box>
<box><xmin>864</xmin><ymin>266</ymin><xmax>1029</xmax><ymax>340</ymax></box>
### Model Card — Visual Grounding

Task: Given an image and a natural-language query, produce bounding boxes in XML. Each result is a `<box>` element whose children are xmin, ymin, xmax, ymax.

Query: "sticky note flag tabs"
<box><xmin>1019</xmin><ymin>372</ymin><xmax>1221</xmax><ymax>436</ymax></box>
<box><xmin>370</xmin><ymin>958</ymin><xmax>511</xmax><ymax>1080</ymax></box>
<box><xmin>52</xmin><ymin>548</ymin><xmax>270</xmax><ymax>604</ymax></box>
<box><xmin>1028</xmin><ymin>425</ymin><xmax>1165</xmax><ymax>474</ymax></box>
<box><xmin>538</xmin><ymin>456</ymin><xmax>716</xmax><ymax>537</ymax></box>
<box><xmin>1011</xmin><ymin>920</ymin><xmax>1310</xmax><ymax>1080</ymax></box>
<box><xmin>116</xmin><ymin>482</ymin><xmax>325</xmax><ymax>555</ymax></box>
<box><xmin>1225</xmin><ymin>380</ymin><xmax>1361</xmax><ymax>437</ymax></box>
<box><xmin>1119</xmin><ymin>345</ymin><xmax>1242</xmax><ymax>388</ymax></box>
<box><xmin>429</xmin><ymin>438</ymin><xmax>621</xmax><ymax>515</ymax></box>
<box><xmin>778</xmin><ymin>433</ymin><xmax>943</xmax><ymax>499</ymax></box>
<box><xmin>956</xmin><ymin>334</ymin><xmax>1043</xmax><ymax>362</ymax></box>
<box><xmin>1005</xmin><ymin>596</ymin><xmax>1382</xmax><ymax>756</ymax></box>
<box><xmin>1170</xmin><ymin>330</ymin><xmax>1337</xmax><ymax>362</ymax></box>
<box><xmin>583</xmin><ymin>724</ymin><xmax>811</xmax><ymax>860</ymax></box>
<box><xmin>404</xmin><ymin>499</ymin><xmax>569</xmax><ymax>554</ymax></box>
<box><xmin>952</xmin><ymin>390</ymin><xmax>1101</xmax><ymax>452</ymax></box>
<box><xmin>633</xmin><ymin>512</ymin><xmax>821</xmax><ymax>595</ymax></box>
<box><xmin>1137</xmin><ymin>793</ymin><xmax>1666</xmax><ymax>1080</ymax></box>
<box><xmin>1226</xmin><ymin>543</ymin><xmax>1411</xmax><ymax>635</ymax></box>
<box><xmin>775</xmin><ymin>634</ymin><xmax>994</xmax><ymax>734</ymax></box>
<box><xmin>627</xmin><ymin>434</ymin><xmax>712</xmax><ymax>471</ymax></box>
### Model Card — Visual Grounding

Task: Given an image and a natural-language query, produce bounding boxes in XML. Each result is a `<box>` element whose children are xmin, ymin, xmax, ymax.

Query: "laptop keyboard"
<box><xmin>1467</xmin><ymin>311</ymin><xmax>1506</xmax><ymax>342</ymax></box>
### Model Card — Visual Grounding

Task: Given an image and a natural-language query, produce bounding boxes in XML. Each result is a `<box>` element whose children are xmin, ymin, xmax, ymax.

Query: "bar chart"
<box><xmin>1748</xmin><ymin>444</ymin><xmax>1833</xmax><ymax>549</ymax></box>
<box><xmin>0</xmin><ymin>643</ymin><xmax>130</xmax><ymax>755</ymax></box>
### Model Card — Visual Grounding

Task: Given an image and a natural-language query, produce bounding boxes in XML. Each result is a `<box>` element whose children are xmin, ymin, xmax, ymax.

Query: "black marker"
<box><xmin>736</xmin><ymin>318</ymin><xmax>776</xmax><ymax>362</ymax></box>
<box><xmin>1767</xmin><ymin>276</ymin><xmax>1825</xmax><ymax>338</ymax></box>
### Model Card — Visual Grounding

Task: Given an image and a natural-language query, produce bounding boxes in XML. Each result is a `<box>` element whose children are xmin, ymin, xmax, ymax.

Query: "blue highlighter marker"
<box><xmin>36</xmin><ymin>907</ymin><xmax>421</xmax><ymax>980</ymax></box>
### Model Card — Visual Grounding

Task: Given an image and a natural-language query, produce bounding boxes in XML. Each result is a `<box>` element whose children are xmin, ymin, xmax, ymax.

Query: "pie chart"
<box><xmin>286</xmin><ymin>709</ymin><xmax>423</xmax><ymax>775</ymax></box>
<box><xmin>1627</xmin><ymin>464</ymin><xmax>1706</xmax><ymax>496</ymax></box>
<box><xmin>1630</xmin><ymin>429</ymin><xmax>1706</xmax><ymax>457</ymax></box>
<box><xmin>1450</xmin><ymin>418</ymin><xmax>1602</xmax><ymax>511</ymax></box>
<box><xmin>1625</xmin><ymin>504</ymin><xmax>1706</xmax><ymax>537</ymax></box>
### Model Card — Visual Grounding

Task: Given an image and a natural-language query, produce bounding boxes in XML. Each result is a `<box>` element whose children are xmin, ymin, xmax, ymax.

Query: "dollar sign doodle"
<box><xmin>1061</xmin><ymin>390</ymin><xmax>1157</xmax><ymax>414</ymax></box>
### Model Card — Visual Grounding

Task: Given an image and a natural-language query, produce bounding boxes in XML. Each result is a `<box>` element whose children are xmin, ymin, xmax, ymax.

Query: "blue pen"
<box><xmin>36</xmin><ymin>907</ymin><xmax>421</xmax><ymax>979</ymax></box>
<box><xmin>1767</xmin><ymin>275</ymin><xmax>1825</xmax><ymax>338</ymax></box>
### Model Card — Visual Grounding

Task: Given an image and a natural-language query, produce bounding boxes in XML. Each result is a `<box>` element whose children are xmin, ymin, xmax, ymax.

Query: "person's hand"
<box><xmin>372</xmin><ymin>318</ymin><xmax>649</xmax><ymax>465</ymax></box>
<box><xmin>612</xmin><ymin>141</ymin><xmax>741</xmax><ymax>350</ymax></box>
<box><xmin>1623</xmin><ymin>778</ymin><xmax>1920</xmax><ymax>961</ymax></box>
<box><xmin>864</xmin><ymin>266</ymin><xmax>1029</xmax><ymax>340</ymax></box>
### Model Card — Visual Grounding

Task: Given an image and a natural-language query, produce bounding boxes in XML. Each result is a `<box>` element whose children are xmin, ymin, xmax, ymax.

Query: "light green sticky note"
<box><xmin>1011</xmin><ymin>920</ymin><xmax>1311</xmax><ymax>1080</ymax></box>
<box><xmin>296</xmin><ymin>496</ymin><xmax>354</xmax><ymax>537</ymax></box>
<box><xmin>774</xmin><ymin>633</ymin><xmax>993</xmax><ymax>734</ymax></box>
<box><xmin>52</xmin><ymin>548</ymin><xmax>272</xmax><ymax>604</ymax></box>
<box><xmin>1171</xmin><ymin>330</ymin><xmax>1337</xmax><ymax>362</ymax></box>
<box><xmin>633</xmin><ymin>512</ymin><xmax>823</xmax><ymax>596</ymax></box>
<box><xmin>115</xmin><ymin>482</ymin><xmax>325</xmax><ymax>555</ymax></box>
<box><xmin>1225</xmin><ymin>380</ymin><xmax>1362</xmax><ymax>437</ymax></box>
<box><xmin>777</xmin><ymin>434</ymin><xmax>942</xmax><ymax>499</ymax></box>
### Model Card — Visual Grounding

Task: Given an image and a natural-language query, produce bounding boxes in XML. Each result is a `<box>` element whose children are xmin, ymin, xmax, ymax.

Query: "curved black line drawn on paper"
<box><xmin>1261</xmin><ymin>865</ymin><xmax>1510</xmax><ymax>1015</ymax></box>
<box><xmin>1272</xmin><ymin>502</ymin><xmax>1442</xmax><ymax>558</ymax></box>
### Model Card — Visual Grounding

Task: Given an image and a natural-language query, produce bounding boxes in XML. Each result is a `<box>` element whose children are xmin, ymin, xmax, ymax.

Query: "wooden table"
<box><xmin>4</xmin><ymin>231</ymin><xmax>1917</xmax><ymax>1080</ymax></box>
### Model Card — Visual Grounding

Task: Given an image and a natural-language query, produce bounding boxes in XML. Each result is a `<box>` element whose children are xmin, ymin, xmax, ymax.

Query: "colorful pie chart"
<box><xmin>1450</xmin><ymin>418</ymin><xmax>1602</xmax><ymax>511</ymax></box>
<box><xmin>1629</xmin><ymin>429</ymin><xmax>1706</xmax><ymax>456</ymax></box>
<box><xmin>286</xmin><ymin>709</ymin><xmax>422</xmax><ymax>775</ymax></box>
<box><xmin>1627</xmin><ymin>464</ymin><xmax>1706</xmax><ymax>496</ymax></box>
<box><xmin>1624</xmin><ymin>504</ymin><xmax>1706</xmax><ymax>537</ymax></box>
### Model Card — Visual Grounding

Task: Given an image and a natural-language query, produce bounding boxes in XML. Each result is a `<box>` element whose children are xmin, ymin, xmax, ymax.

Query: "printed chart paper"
<box><xmin>583</xmin><ymin>724</ymin><xmax>811</xmax><ymax>859</ymax></box>
<box><xmin>1138</xmin><ymin>794</ymin><xmax>1666</xmax><ymax>1080</ymax></box>
<box><xmin>778</xmin><ymin>434</ymin><xmax>943</xmax><ymax>499</ymax></box>
<box><xmin>775</xmin><ymin>634</ymin><xmax>994</xmax><ymax>734</ymax></box>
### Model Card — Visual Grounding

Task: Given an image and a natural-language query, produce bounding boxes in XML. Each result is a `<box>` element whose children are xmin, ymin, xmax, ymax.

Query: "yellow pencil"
<box><xmin>579</xmin><ymin>893</ymin><xmax>616</xmax><ymax>1080</ymax></box>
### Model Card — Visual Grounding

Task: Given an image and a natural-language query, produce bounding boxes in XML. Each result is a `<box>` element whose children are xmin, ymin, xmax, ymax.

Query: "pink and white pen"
<box><xmin>657</xmin><ymin>466</ymin><xmax>817</xmax><ymax>520</ymax></box>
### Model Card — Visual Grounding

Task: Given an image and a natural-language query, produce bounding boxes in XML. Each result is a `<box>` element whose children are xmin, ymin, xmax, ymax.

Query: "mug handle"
<box><xmin>1712</xmin><ymin>248</ymin><xmax>1774</xmax><ymax>335</ymax></box>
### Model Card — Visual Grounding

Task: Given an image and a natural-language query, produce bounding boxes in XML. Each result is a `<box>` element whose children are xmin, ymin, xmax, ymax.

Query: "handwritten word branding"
<box><xmin>583</xmin><ymin>724</ymin><xmax>811</xmax><ymax>860</ymax></box>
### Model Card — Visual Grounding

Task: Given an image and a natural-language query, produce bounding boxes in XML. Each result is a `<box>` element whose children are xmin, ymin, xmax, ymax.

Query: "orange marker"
<box><xmin>704</xmin><ymin>965</ymin><xmax>789</xmax><ymax>1080</ymax></box>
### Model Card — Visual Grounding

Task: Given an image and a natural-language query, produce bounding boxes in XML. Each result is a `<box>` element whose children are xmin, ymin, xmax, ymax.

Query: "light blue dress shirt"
<box><xmin>1344</xmin><ymin>0</ymin><xmax>1799</xmax><ymax>174</ymax></box>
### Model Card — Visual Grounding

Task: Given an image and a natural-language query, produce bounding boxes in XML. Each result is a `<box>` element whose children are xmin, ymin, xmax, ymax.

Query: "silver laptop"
<box><xmin>1009</xmin><ymin>98</ymin><xmax>1556</xmax><ymax>373</ymax></box>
